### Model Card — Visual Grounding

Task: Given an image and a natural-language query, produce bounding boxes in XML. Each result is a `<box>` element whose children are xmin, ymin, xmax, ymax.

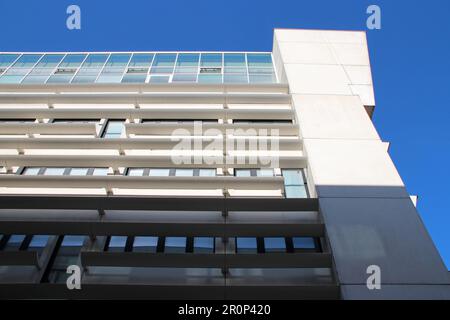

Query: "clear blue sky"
<box><xmin>0</xmin><ymin>0</ymin><xmax>449</xmax><ymax>268</ymax></box>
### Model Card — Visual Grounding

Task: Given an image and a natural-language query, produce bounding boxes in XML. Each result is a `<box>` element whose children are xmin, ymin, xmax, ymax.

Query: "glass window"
<box><xmin>79</xmin><ymin>54</ymin><xmax>109</xmax><ymax>68</ymax></box>
<box><xmin>71</xmin><ymin>75</ymin><xmax>99</xmax><ymax>83</ymax></box>
<box><xmin>9</xmin><ymin>54</ymin><xmax>42</xmax><ymax>68</ymax></box>
<box><xmin>198</xmin><ymin>74</ymin><xmax>222</xmax><ymax>84</ymax></box>
<box><xmin>46</xmin><ymin>74</ymin><xmax>74</xmax><ymax>84</ymax></box>
<box><xmin>102</xmin><ymin>120</ymin><xmax>124</xmax><ymax>138</ymax></box>
<box><xmin>150</xmin><ymin>53</ymin><xmax>176</xmax><ymax>74</ymax></box>
<box><xmin>127</xmin><ymin>168</ymin><xmax>145</xmax><ymax>176</ymax></box>
<box><xmin>175</xmin><ymin>169</ymin><xmax>194</xmax><ymax>177</ymax></box>
<box><xmin>96</xmin><ymin>54</ymin><xmax>131</xmax><ymax>83</ymax></box>
<box><xmin>247</xmin><ymin>54</ymin><xmax>276</xmax><ymax>83</ymax></box>
<box><xmin>96</xmin><ymin>73</ymin><xmax>124</xmax><ymax>83</ymax></box>
<box><xmin>28</xmin><ymin>235</ymin><xmax>50</xmax><ymax>256</ymax></box>
<box><xmin>235</xmin><ymin>169</ymin><xmax>273</xmax><ymax>177</ymax></box>
<box><xmin>282</xmin><ymin>169</ymin><xmax>308</xmax><ymax>199</ymax></box>
<box><xmin>34</xmin><ymin>54</ymin><xmax>65</xmax><ymax>68</ymax></box>
<box><xmin>175</xmin><ymin>53</ymin><xmax>199</xmax><ymax>74</ymax></box>
<box><xmin>103</xmin><ymin>54</ymin><xmax>131</xmax><ymax>67</ymax></box>
<box><xmin>246</xmin><ymin>53</ymin><xmax>274</xmax><ymax>72</ymax></box>
<box><xmin>133</xmin><ymin>236</ymin><xmax>158</xmax><ymax>253</ymax></box>
<box><xmin>107</xmin><ymin>236</ymin><xmax>127</xmax><ymax>252</ymax></box>
<box><xmin>22</xmin><ymin>167</ymin><xmax>41</xmax><ymax>175</ymax></box>
<box><xmin>128</xmin><ymin>53</ymin><xmax>154</xmax><ymax>67</ymax></box>
<box><xmin>72</xmin><ymin>54</ymin><xmax>108</xmax><ymax>83</ymax></box>
<box><xmin>92</xmin><ymin>168</ymin><xmax>109</xmax><ymax>176</ymax></box>
<box><xmin>199</xmin><ymin>169</ymin><xmax>216</xmax><ymax>177</ymax></box>
<box><xmin>0</xmin><ymin>52</ymin><xmax>277</xmax><ymax>84</ymax></box>
<box><xmin>0</xmin><ymin>75</ymin><xmax>26</xmax><ymax>84</ymax></box>
<box><xmin>264</xmin><ymin>237</ymin><xmax>286</xmax><ymax>253</ymax></box>
<box><xmin>58</xmin><ymin>54</ymin><xmax>86</xmax><ymax>68</ymax></box>
<box><xmin>149</xmin><ymin>168</ymin><xmax>170</xmax><ymax>176</ymax></box>
<box><xmin>2</xmin><ymin>69</ymin><xmax>30</xmax><ymax>77</ymax></box>
<box><xmin>3</xmin><ymin>235</ymin><xmax>26</xmax><ymax>251</ymax></box>
<box><xmin>69</xmin><ymin>168</ymin><xmax>89</xmax><ymax>176</ymax></box>
<box><xmin>96</xmin><ymin>72</ymin><xmax>124</xmax><ymax>83</ymax></box>
<box><xmin>293</xmin><ymin>237</ymin><xmax>316</xmax><ymax>251</ymax></box>
<box><xmin>285</xmin><ymin>186</ymin><xmax>308</xmax><ymax>198</ymax></box>
<box><xmin>249</xmin><ymin>74</ymin><xmax>277</xmax><ymax>84</ymax></box>
<box><xmin>176</xmin><ymin>53</ymin><xmax>200</xmax><ymax>66</ymax></box>
<box><xmin>149</xmin><ymin>75</ymin><xmax>170</xmax><ymax>83</ymax></box>
<box><xmin>283</xmin><ymin>169</ymin><xmax>304</xmax><ymax>185</ymax></box>
<box><xmin>257</xmin><ymin>169</ymin><xmax>274</xmax><ymax>177</ymax></box>
<box><xmin>45</xmin><ymin>235</ymin><xmax>84</xmax><ymax>284</ymax></box>
<box><xmin>21</xmin><ymin>75</ymin><xmax>51</xmax><ymax>84</ymax></box>
<box><xmin>0</xmin><ymin>54</ymin><xmax>20</xmax><ymax>68</ymax></box>
<box><xmin>224</xmin><ymin>53</ymin><xmax>247</xmax><ymax>83</ymax></box>
<box><xmin>224</xmin><ymin>53</ymin><xmax>246</xmax><ymax>68</ymax></box>
<box><xmin>235</xmin><ymin>169</ymin><xmax>251</xmax><ymax>177</ymax></box>
<box><xmin>224</xmin><ymin>74</ymin><xmax>248</xmax><ymax>83</ymax></box>
<box><xmin>0</xmin><ymin>54</ymin><xmax>42</xmax><ymax>83</ymax></box>
<box><xmin>164</xmin><ymin>237</ymin><xmax>186</xmax><ymax>253</ymax></box>
<box><xmin>236</xmin><ymin>237</ymin><xmax>257</xmax><ymax>254</ymax></box>
<box><xmin>200</xmin><ymin>53</ymin><xmax>222</xmax><ymax>67</ymax></box>
<box><xmin>61</xmin><ymin>235</ymin><xmax>85</xmax><ymax>247</ymax></box>
<box><xmin>43</xmin><ymin>168</ymin><xmax>66</xmax><ymax>176</ymax></box>
<box><xmin>193</xmin><ymin>237</ymin><xmax>214</xmax><ymax>254</ymax></box>
<box><xmin>28</xmin><ymin>68</ymin><xmax>57</xmax><ymax>76</ymax></box>
<box><xmin>122</xmin><ymin>74</ymin><xmax>147</xmax><ymax>83</ymax></box>
<box><xmin>172</xmin><ymin>74</ymin><xmax>197</xmax><ymax>82</ymax></box>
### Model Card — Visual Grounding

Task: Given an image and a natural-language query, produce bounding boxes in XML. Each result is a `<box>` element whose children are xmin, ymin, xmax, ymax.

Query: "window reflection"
<box><xmin>44</xmin><ymin>235</ymin><xmax>85</xmax><ymax>284</ymax></box>
<box><xmin>282</xmin><ymin>169</ymin><xmax>308</xmax><ymax>199</ymax></box>
<box><xmin>164</xmin><ymin>237</ymin><xmax>186</xmax><ymax>253</ymax></box>
<box><xmin>0</xmin><ymin>52</ymin><xmax>278</xmax><ymax>84</ymax></box>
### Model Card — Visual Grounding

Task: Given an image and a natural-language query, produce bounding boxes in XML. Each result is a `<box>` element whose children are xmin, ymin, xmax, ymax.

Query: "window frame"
<box><xmin>282</xmin><ymin>169</ymin><xmax>309</xmax><ymax>199</ymax></box>
<box><xmin>101</xmin><ymin>119</ymin><xmax>125</xmax><ymax>139</ymax></box>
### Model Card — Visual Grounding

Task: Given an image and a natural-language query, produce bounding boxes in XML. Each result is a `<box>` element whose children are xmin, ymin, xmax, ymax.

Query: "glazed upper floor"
<box><xmin>0</xmin><ymin>52</ymin><xmax>278</xmax><ymax>85</ymax></box>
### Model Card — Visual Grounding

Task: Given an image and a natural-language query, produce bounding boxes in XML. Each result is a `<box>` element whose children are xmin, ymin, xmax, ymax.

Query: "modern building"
<box><xmin>0</xmin><ymin>28</ymin><xmax>448</xmax><ymax>299</ymax></box>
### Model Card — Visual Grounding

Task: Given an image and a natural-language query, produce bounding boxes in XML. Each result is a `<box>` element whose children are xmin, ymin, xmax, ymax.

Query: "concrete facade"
<box><xmin>273</xmin><ymin>28</ymin><xmax>450</xmax><ymax>299</ymax></box>
<box><xmin>0</xmin><ymin>29</ymin><xmax>448</xmax><ymax>299</ymax></box>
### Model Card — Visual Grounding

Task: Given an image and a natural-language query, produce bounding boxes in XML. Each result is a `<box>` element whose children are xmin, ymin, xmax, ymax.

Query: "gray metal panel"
<box><xmin>317</xmin><ymin>185</ymin><xmax>410</xmax><ymax>199</ymax></box>
<box><xmin>81</xmin><ymin>252</ymin><xmax>332</xmax><ymax>268</ymax></box>
<box><xmin>0</xmin><ymin>197</ymin><xmax>322</xmax><ymax>235</ymax></box>
<box><xmin>0</xmin><ymin>196</ymin><xmax>319</xmax><ymax>211</ymax></box>
<box><xmin>319</xmin><ymin>195</ymin><xmax>450</xmax><ymax>285</ymax></box>
<box><xmin>0</xmin><ymin>251</ymin><xmax>39</xmax><ymax>266</ymax></box>
<box><xmin>0</xmin><ymin>283</ymin><xmax>340</xmax><ymax>300</ymax></box>
<box><xmin>0</xmin><ymin>220</ymin><xmax>324</xmax><ymax>237</ymax></box>
<box><xmin>341</xmin><ymin>284</ymin><xmax>450</xmax><ymax>300</ymax></box>
<box><xmin>0</xmin><ymin>107</ymin><xmax>294</xmax><ymax>120</ymax></box>
<box><xmin>0</xmin><ymin>175</ymin><xmax>285</xmax><ymax>190</ymax></box>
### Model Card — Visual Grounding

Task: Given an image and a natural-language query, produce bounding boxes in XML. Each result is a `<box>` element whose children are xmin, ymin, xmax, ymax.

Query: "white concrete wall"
<box><xmin>274</xmin><ymin>29</ymin><xmax>375</xmax><ymax>106</ymax></box>
<box><xmin>273</xmin><ymin>29</ymin><xmax>398</xmax><ymax>197</ymax></box>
